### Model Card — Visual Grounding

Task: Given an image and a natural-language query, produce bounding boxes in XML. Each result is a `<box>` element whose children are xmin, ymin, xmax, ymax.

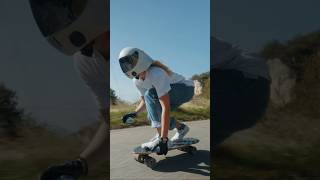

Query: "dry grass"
<box><xmin>110</xmin><ymin>96</ymin><xmax>210</xmax><ymax>129</ymax></box>
<box><xmin>0</xmin><ymin>127</ymin><xmax>108</xmax><ymax>180</ymax></box>
<box><xmin>213</xmin><ymin>53</ymin><xmax>320</xmax><ymax>179</ymax></box>
<box><xmin>213</xmin><ymin>55</ymin><xmax>320</xmax><ymax>179</ymax></box>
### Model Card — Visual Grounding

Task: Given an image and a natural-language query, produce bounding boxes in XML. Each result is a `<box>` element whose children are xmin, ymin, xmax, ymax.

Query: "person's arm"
<box><xmin>134</xmin><ymin>96</ymin><xmax>146</xmax><ymax>115</ymax></box>
<box><xmin>211</xmin><ymin>36</ymin><xmax>240</xmax><ymax>69</ymax></box>
<box><xmin>41</xmin><ymin>53</ymin><xmax>109</xmax><ymax>180</ymax></box>
<box><xmin>159</xmin><ymin>94</ymin><xmax>171</xmax><ymax>139</ymax></box>
<box><xmin>122</xmin><ymin>97</ymin><xmax>145</xmax><ymax>124</ymax></box>
<box><xmin>73</xmin><ymin>53</ymin><xmax>109</xmax><ymax>169</ymax></box>
<box><xmin>80</xmin><ymin>108</ymin><xmax>108</xmax><ymax>167</ymax></box>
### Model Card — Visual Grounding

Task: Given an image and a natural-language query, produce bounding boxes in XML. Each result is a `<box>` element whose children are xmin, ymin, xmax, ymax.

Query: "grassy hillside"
<box><xmin>0</xmin><ymin>127</ymin><xmax>108</xmax><ymax>180</ymax></box>
<box><xmin>111</xmin><ymin>105</ymin><xmax>210</xmax><ymax>129</ymax></box>
<box><xmin>0</xmin><ymin>84</ymin><xmax>107</xmax><ymax>179</ymax></box>
<box><xmin>214</xmin><ymin>30</ymin><xmax>320</xmax><ymax>179</ymax></box>
<box><xmin>110</xmin><ymin>73</ymin><xmax>210</xmax><ymax>129</ymax></box>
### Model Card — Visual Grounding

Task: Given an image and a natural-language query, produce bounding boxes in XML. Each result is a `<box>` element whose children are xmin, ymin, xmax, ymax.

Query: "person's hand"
<box><xmin>40</xmin><ymin>158</ymin><xmax>88</xmax><ymax>180</ymax></box>
<box><xmin>155</xmin><ymin>137</ymin><xmax>169</xmax><ymax>155</ymax></box>
<box><xmin>121</xmin><ymin>112</ymin><xmax>137</xmax><ymax>124</ymax></box>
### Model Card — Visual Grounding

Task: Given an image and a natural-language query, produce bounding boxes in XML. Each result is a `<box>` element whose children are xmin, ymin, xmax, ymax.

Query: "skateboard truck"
<box><xmin>132</xmin><ymin>138</ymin><xmax>199</xmax><ymax>169</ymax></box>
<box><xmin>134</xmin><ymin>155</ymin><xmax>157</xmax><ymax>168</ymax></box>
<box><xmin>55</xmin><ymin>175</ymin><xmax>76</xmax><ymax>180</ymax></box>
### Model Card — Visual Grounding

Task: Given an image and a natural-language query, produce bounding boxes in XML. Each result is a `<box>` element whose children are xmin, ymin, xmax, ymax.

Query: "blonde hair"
<box><xmin>150</xmin><ymin>60</ymin><xmax>172</xmax><ymax>76</ymax></box>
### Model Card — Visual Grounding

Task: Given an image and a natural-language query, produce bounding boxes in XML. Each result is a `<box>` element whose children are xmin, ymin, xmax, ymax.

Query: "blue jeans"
<box><xmin>144</xmin><ymin>83</ymin><xmax>194</xmax><ymax>130</ymax></box>
<box><xmin>212</xmin><ymin>69</ymin><xmax>270</xmax><ymax>148</ymax></box>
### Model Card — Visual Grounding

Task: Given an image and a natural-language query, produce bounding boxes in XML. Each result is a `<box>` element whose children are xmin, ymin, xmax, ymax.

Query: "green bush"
<box><xmin>0</xmin><ymin>83</ymin><xmax>24</xmax><ymax>136</ymax></box>
<box><xmin>110</xmin><ymin>88</ymin><xmax>118</xmax><ymax>105</ymax></box>
<box><xmin>260</xmin><ymin>30</ymin><xmax>320</xmax><ymax>81</ymax></box>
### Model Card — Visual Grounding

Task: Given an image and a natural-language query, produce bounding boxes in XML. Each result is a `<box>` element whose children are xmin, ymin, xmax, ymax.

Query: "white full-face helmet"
<box><xmin>29</xmin><ymin>0</ymin><xmax>109</xmax><ymax>55</ymax></box>
<box><xmin>118</xmin><ymin>47</ymin><xmax>154</xmax><ymax>79</ymax></box>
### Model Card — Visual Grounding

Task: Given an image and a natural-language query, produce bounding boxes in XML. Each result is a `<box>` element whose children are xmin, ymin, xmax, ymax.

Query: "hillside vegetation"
<box><xmin>214</xmin><ymin>30</ymin><xmax>320</xmax><ymax>179</ymax></box>
<box><xmin>110</xmin><ymin>73</ymin><xmax>210</xmax><ymax>129</ymax></box>
<box><xmin>0</xmin><ymin>84</ymin><xmax>107</xmax><ymax>179</ymax></box>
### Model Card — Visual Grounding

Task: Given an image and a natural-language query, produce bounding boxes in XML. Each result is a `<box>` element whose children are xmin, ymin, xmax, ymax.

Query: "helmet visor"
<box><xmin>119</xmin><ymin>51</ymin><xmax>139</xmax><ymax>74</ymax></box>
<box><xmin>29</xmin><ymin>0</ymin><xmax>88</xmax><ymax>37</ymax></box>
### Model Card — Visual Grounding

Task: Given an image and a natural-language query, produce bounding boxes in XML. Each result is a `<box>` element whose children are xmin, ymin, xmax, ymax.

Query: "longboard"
<box><xmin>132</xmin><ymin>137</ymin><xmax>199</xmax><ymax>168</ymax></box>
<box><xmin>53</xmin><ymin>175</ymin><xmax>76</xmax><ymax>180</ymax></box>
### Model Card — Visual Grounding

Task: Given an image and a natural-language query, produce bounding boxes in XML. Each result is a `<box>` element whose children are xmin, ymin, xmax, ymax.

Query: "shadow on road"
<box><xmin>153</xmin><ymin>150</ymin><xmax>210</xmax><ymax>176</ymax></box>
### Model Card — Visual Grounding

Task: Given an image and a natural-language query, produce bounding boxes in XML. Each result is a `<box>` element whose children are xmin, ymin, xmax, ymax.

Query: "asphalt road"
<box><xmin>110</xmin><ymin>120</ymin><xmax>210</xmax><ymax>180</ymax></box>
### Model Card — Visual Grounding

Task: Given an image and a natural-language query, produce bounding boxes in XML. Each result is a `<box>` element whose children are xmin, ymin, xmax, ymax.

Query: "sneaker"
<box><xmin>141</xmin><ymin>134</ymin><xmax>160</xmax><ymax>150</ymax></box>
<box><xmin>149</xmin><ymin>133</ymin><xmax>160</xmax><ymax>142</ymax></box>
<box><xmin>167</xmin><ymin>140</ymin><xmax>174</xmax><ymax>149</ymax></box>
<box><xmin>141</xmin><ymin>136</ymin><xmax>174</xmax><ymax>151</ymax></box>
<box><xmin>170</xmin><ymin>124</ymin><xmax>189</xmax><ymax>141</ymax></box>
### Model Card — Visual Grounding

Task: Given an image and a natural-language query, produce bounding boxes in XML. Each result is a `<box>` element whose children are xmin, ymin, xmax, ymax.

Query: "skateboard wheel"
<box><xmin>144</xmin><ymin>156</ymin><xmax>156</xmax><ymax>168</ymax></box>
<box><xmin>188</xmin><ymin>146</ymin><xmax>197</xmax><ymax>155</ymax></box>
<box><xmin>134</xmin><ymin>154</ymin><xmax>145</xmax><ymax>163</ymax></box>
<box><xmin>138</xmin><ymin>155</ymin><xmax>145</xmax><ymax>163</ymax></box>
<box><xmin>178</xmin><ymin>146</ymin><xmax>191</xmax><ymax>152</ymax></box>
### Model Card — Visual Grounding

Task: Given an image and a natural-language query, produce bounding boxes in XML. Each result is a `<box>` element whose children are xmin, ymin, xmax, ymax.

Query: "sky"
<box><xmin>212</xmin><ymin>0</ymin><xmax>320</xmax><ymax>52</ymax></box>
<box><xmin>110</xmin><ymin>0</ymin><xmax>210</xmax><ymax>102</ymax></box>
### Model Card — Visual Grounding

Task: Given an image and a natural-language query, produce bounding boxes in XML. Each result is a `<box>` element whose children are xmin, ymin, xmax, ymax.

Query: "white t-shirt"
<box><xmin>211</xmin><ymin>36</ymin><xmax>270</xmax><ymax>80</ymax></box>
<box><xmin>134</xmin><ymin>66</ymin><xmax>194</xmax><ymax>98</ymax></box>
<box><xmin>73</xmin><ymin>49</ymin><xmax>109</xmax><ymax>110</ymax></box>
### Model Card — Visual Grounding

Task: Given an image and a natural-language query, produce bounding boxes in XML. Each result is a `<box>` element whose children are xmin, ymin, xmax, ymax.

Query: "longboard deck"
<box><xmin>55</xmin><ymin>175</ymin><xmax>76</xmax><ymax>180</ymax></box>
<box><xmin>133</xmin><ymin>137</ymin><xmax>199</xmax><ymax>155</ymax></box>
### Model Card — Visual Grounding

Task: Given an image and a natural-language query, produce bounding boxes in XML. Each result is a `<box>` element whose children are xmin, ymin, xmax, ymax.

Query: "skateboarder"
<box><xmin>211</xmin><ymin>36</ymin><xmax>271</xmax><ymax>148</ymax></box>
<box><xmin>119</xmin><ymin>47</ymin><xmax>195</xmax><ymax>155</ymax></box>
<box><xmin>29</xmin><ymin>0</ymin><xmax>109</xmax><ymax>179</ymax></box>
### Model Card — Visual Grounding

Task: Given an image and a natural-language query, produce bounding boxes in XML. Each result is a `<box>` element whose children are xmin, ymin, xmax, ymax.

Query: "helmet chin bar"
<box><xmin>30</xmin><ymin>0</ymin><xmax>109</xmax><ymax>55</ymax></box>
<box><xmin>80</xmin><ymin>43</ymin><xmax>94</xmax><ymax>57</ymax></box>
<box><xmin>69</xmin><ymin>31</ymin><xmax>87</xmax><ymax>48</ymax></box>
<box><xmin>119</xmin><ymin>47</ymin><xmax>154</xmax><ymax>79</ymax></box>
